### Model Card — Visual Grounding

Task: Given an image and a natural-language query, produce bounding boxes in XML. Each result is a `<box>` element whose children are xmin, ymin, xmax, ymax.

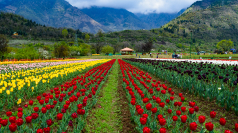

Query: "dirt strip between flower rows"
<box><xmin>83</xmin><ymin>60</ymin><xmax>136</xmax><ymax>133</ymax></box>
<box><xmin>130</xmin><ymin>61</ymin><xmax>238</xmax><ymax>132</ymax></box>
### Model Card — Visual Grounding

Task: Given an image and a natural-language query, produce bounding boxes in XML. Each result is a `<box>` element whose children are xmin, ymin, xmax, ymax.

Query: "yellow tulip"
<box><xmin>17</xmin><ymin>99</ymin><xmax>21</xmax><ymax>104</ymax></box>
<box><xmin>6</xmin><ymin>90</ymin><xmax>10</xmax><ymax>95</ymax></box>
<box><xmin>0</xmin><ymin>89</ymin><xmax>2</xmax><ymax>94</ymax></box>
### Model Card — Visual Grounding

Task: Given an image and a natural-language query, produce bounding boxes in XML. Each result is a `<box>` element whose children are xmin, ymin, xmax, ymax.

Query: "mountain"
<box><xmin>81</xmin><ymin>7</ymin><xmax>149</xmax><ymax>32</ymax></box>
<box><xmin>160</xmin><ymin>0</ymin><xmax>238</xmax><ymax>44</ymax></box>
<box><xmin>0</xmin><ymin>0</ymin><xmax>108</xmax><ymax>33</ymax></box>
<box><xmin>0</xmin><ymin>12</ymin><xmax>90</xmax><ymax>41</ymax></box>
<box><xmin>136</xmin><ymin>9</ymin><xmax>186</xmax><ymax>29</ymax></box>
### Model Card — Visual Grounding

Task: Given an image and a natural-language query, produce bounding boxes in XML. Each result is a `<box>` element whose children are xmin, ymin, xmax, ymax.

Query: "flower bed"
<box><xmin>0</xmin><ymin>59</ymin><xmax>110</xmax><ymax>110</ymax></box>
<box><xmin>124</xmin><ymin>58</ymin><xmax>238</xmax><ymax>114</ymax></box>
<box><xmin>118</xmin><ymin>59</ymin><xmax>237</xmax><ymax>133</ymax></box>
<box><xmin>0</xmin><ymin>59</ymin><xmax>115</xmax><ymax>132</ymax></box>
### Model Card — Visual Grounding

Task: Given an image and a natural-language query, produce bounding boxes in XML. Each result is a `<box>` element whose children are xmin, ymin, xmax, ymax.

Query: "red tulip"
<box><xmin>156</xmin><ymin>88</ymin><xmax>160</xmax><ymax>91</ymax></box>
<box><xmin>172</xmin><ymin>116</ymin><xmax>178</xmax><ymax>121</ymax></box>
<box><xmin>170</xmin><ymin>96</ymin><xmax>174</xmax><ymax>101</ymax></box>
<box><xmin>17</xmin><ymin>112</ymin><xmax>23</xmax><ymax>118</ymax></box>
<box><xmin>29</xmin><ymin>100</ymin><xmax>33</xmax><ymax>105</ymax></box>
<box><xmin>39</xmin><ymin>100</ymin><xmax>44</xmax><ymax>105</ymax></box>
<box><xmin>189</xmin><ymin>101</ymin><xmax>195</xmax><ymax>107</ymax></box>
<box><xmin>159</xmin><ymin>102</ymin><xmax>165</xmax><ymax>108</ymax></box>
<box><xmin>37</xmin><ymin>129</ymin><xmax>43</xmax><ymax>133</ymax></box>
<box><xmin>63</xmin><ymin>104</ymin><xmax>69</xmax><ymax>110</ymax></box>
<box><xmin>146</xmin><ymin>103</ymin><xmax>152</xmax><ymax>110</ymax></box>
<box><xmin>224</xmin><ymin>130</ymin><xmax>233</xmax><ymax>133</ymax></box>
<box><xmin>181</xmin><ymin>97</ymin><xmax>185</xmax><ymax>102</ymax></box>
<box><xmin>143</xmin><ymin>127</ymin><xmax>150</xmax><ymax>133</ymax></box>
<box><xmin>41</xmin><ymin>107</ymin><xmax>47</xmax><ymax>114</ymax></box>
<box><xmin>174</xmin><ymin>102</ymin><xmax>178</xmax><ymax>106</ymax></box>
<box><xmin>37</xmin><ymin>96</ymin><xmax>41</xmax><ymax>101</ymax></box>
<box><xmin>9</xmin><ymin>116</ymin><xmax>16</xmax><ymax>123</ymax></box>
<box><xmin>159</xmin><ymin>127</ymin><xmax>166</xmax><ymax>133</ymax></box>
<box><xmin>210</xmin><ymin>111</ymin><xmax>216</xmax><ymax>118</ymax></box>
<box><xmin>71</xmin><ymin>113</ymin><xmax>77</xmax><ymax>119</ymax></box>
<box><xmin>6</xmin><ymin>111</ymin><xmax>12</xmax><ymax>117</ymax></box>
<box><xmin>166</xmin><ymin>99</ymin><xmax>170</xmax><ymax>103</ymax></box>
<box><xmin>180</xmin><ymin>115</ymin><xmax>187</xmax><ymax>123</ymax></box>
<box><xmin>142</xmin><ymin>114</ymin><xmax>148</xmax><ymax>118</ymax></box>
<box><xmin>43</xmin><ymin>127</ymin><xmax>50</xmax><ymax>133</ymax></box>
<box><xmin>18</xmin><ymin>108</ymin><xmax>23</xmax><ymax>112</ymax></box>
<box><xmin>159</xmin><ymin>118</ymin><xmax>166</xmax><ymax>126</ymax></box>
<box><xmin>34</xmin><ymin>107</ymin><xmax>39</xmax><ymax>112</ymax></box>
<box><xmin>57</xmin><ymin>113</ymin><xmax>63</xmax><ymax>120</ymax></box>
<box><xmin>24</xmin><ymin>104</ymin><xmax>28</xmax><ymax>108</ymax></box>
<box><xmin>198</xmin><ymin>115</ymin><xmax>206</xmax><ymax>124</ymax></box>
<box><xmin>46</xmin><ymin>119</ymin><xmax>53</xmax><ymax>126</ymax></box>
<box><xmin>151</xmin><ymin>107</ymin><xmax>157</xmax><ymax>113</ymax></box>
<box><xmin>1</xmin><ymin>119</ymin><xmax>8</xmax><ymax>126</ymax></box>
<box><xmin>167</xmin><ymin>109</ymin><xmax>172</xmax><ymax>114</ymax></box>
<box><xmin>181</xmin><ymin>107</ymin><xmax>186</xmax><ymax>112</ymax></box>
<box><xmin>177</xmin><ymin>102</ymin><xmax>182</xmax><ymax>107</ymax></box>
<box><xmin>136</xmin><ymin>105</ymin><xmax>141</xmax><ymax>110</ymax></box>
<box><xmin>194</xmin><ymin>106</ymin><xmax>199</xmax><ymax>112</ymax></box>
<box><xmin>140</xmin><ymin>117</ymin><xmax>147</xmax><ymax>125</ymax></box>
<box><xmin>9</xmin><ymin>123</ymin><xmax>17</xmax><ymax>132</ymax></box>
<box><xmin>143</xmin><ymin>98</ymin><xmax>149</xmax><ymax>103</ymax></box>
<box><xmin>205</xmin><ymin>122</ymin><xmax>214</xmax><ymax>131</ymax></box>
<box><xmin>235</xmin><ymin>123</ymin><xmax>238</xmax><ymax>132</ymax></box>
<box><xmin>16</xmin><ymin>118</ymin><xmax>23</xmax><ymax>126</ymax></box>
<box><xmin>156</xmin><ymin>98</ymin><xmax>161</xmax><ymax>104</ymax></box>
<box><xmin>46</xmin><ymin>105</ymin><xmax>51</xmax><ymax>110</ymax></box>
<box><xmin>157</xmin><ymin>114</ymin><xmax>163</xmax><ymax>120</ymax></box>
<box><xmin>131</xmin><ymin>100</ymin><xmax>136</xmax><ymax>105</ymax></box>
<box><xmin>190</xmin><ymin>122</ymin><xmax>197</xmax><ymax>131</ymax></box>
<box><xmin>219</xmin><ymin>118</ymin><xmax>226</xmax><ymax>126</ymax></box>
<box><xmin>152</xmin><ymin>96</ymin><xmax>156</xmax><ymax>100</ymax></box>
<box><xmin>66</xmin><ymin>101</ymin><xmax>70</xmax><ymax>105</ymax></box>
<box><xmin>179</xmin><ymin>93</ymin><xmax>183</xmax><ymax>97</ymax></box>
<box><xmin>25</xmin><ymin>116</ymin><xmax>32</xmax><ymax>123</ymax></box>
<box><xmin>176</xmin><ymin>110</ymin><xmax>181</xmax><ymax>116</ymax></box>
<box><xmin>161</xmin><ymin>90</ymin><xmax>166</xmax><ymax>94</ymax></box>
<box><xmin>138</xmin><ymin>108</ymin><xmax>144</xmax><ymax>115</ymax></box>
<box><xmin>31</xmin><ymin>113</ymin><xmax>39</xmax><ymax>119</ymax></box>
<box><xmin>189</xmin><ymin>108</ymin><xmax>194</xmax><ymax>114</ymax></box>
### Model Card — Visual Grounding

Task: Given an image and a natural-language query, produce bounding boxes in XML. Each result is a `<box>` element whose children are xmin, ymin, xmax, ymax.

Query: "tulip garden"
<box><xmin>0</xmin><ymin>58</ymin><xmax>238</xmax><ymax>133</ymax></box>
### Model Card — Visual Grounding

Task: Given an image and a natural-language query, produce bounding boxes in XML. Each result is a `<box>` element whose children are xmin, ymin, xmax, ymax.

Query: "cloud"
<box><xmin>66</xmin><ymin>0</ymin><xmax>199</xmax><ymax>14</ymax></box>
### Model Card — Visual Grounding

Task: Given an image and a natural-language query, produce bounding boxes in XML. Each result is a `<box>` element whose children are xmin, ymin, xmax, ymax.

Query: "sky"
<box><xmin>66</xmin><ymin>0</ymin><xmax>200</xmax><ymax>14</ymax></box>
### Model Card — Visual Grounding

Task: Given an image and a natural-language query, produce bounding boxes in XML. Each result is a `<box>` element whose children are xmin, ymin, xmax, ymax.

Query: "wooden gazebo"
<box><xmin>120</xmin><ymin>47</ymin><xmax>134</xmax><ymax>55</ymax></box>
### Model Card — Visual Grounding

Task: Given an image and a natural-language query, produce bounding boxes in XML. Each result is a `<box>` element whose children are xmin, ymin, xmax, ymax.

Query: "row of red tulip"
<box><xmin>0</xmin><ymin>59</ymin><xmax>116</xmax><ymax>132</ymax></box>
<box><xmin>118</xmin><ymin>59</ymin><xmax>237</xmax><ymax>133</ymax></box>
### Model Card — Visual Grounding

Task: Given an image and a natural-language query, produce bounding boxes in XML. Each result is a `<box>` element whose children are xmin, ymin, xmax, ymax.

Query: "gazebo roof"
<box><xmin>120</xmin><ymin>47</ymin><xmax>134</xmax><ymax>52</ymax></box>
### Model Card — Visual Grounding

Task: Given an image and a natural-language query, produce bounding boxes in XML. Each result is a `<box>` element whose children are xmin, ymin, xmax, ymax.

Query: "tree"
<box><xmin>0</xmin><ymin>34</ymin><xmax>8</xmax><ymax>57</ymax></box>
<box><xmin>101</xmin><ymin>45</ymin><xmax>114</xmax><ymax>55</ymax></box>
<box><xmin>53</xmin><ymin>41</ymin><xmax>70</xmax><ymax>58</ymax></box>
<box><xmin>142</xmin><ymin>39</ymin><xmax>153</xmax><ymax>53</ymax></box>
<box><xmin>62</xmin><ymin>29</ymin><xmax>68</xmax><ymax>39</ymax></box>
<box><xmin>216</xmin><ymin>39</ymin><xmax>234</xmax><ymax>52</ymax></box>
<box><xmin>85</xmin><ymin>34</ymin><xmax>90</xmax><ymax>42</ymax></box>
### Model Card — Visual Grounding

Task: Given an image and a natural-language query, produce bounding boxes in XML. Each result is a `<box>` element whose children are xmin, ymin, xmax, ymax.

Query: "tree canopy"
<box><xmin>101</xmin><ymin>45</ymin><xmax>114</xmax><ymax>55</ymax></box>
<box><xmin>216</xmin><ymin>39</ymin><xmax>234</xmax><ymax>52</ymax></box>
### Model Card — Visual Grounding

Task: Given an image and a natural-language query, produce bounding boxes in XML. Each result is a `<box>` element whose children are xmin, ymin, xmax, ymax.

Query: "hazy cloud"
<box><xmin>66</xmin><ymin>0</ymin><xmax>199</xmax><ymax>14</ymax></box>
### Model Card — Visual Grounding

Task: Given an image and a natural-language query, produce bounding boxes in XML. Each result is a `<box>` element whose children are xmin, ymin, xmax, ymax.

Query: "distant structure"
<box><xmin>120</xmin><ymin>47</ymin><xmax>134</xmax><ymax>55</ymax></box>
<box><xmin>12</xmin><ymin>32</ymin><xmax>19</xmax><ymax>39</ymax></box>
<box><xmin>13</xmin><ymin>32</ymin><xmax>18</xmax><ymax>36</ymax></box>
